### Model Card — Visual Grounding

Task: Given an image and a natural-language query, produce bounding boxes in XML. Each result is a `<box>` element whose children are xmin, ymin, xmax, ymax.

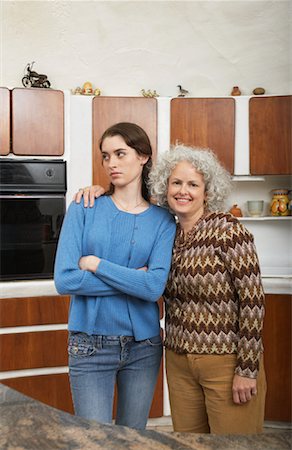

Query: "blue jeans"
<box><xmin>68</xmin><ymin>332</ymin><xmax>162</xmax><ymax>430</ymax></box>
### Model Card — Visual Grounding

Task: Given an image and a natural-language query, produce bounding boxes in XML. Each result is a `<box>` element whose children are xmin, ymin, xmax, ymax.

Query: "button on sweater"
<box><xmin>54</xmin><ymin>196</ymin><xmax>176</xmax><ymax>340</ymax></box>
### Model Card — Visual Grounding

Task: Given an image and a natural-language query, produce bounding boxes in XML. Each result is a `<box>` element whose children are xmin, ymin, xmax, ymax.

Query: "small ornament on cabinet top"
<box><xmin>22</xmin><ymin>62</ymin><xmax>51</xmax><ymax>88</ymax></box>
<box><xmin>252</xmin><ymin>87</ymin><xmax>265</xmax><ymax>95</ymax></box>
<box><xmin>177</xmin><ymin>85</ymin><xmax>189</xmax><ymax>97</ymax></box>
<box><xmin>230</xmin><ymin>86</ymin><xmax>241</xmax><ymax>96</ymax></box>
<box><xmin>141</xmin><ymin>89</ymin><xmax>159</xmax><ymax>98</ymax></box>
<box><xmin>71</xmin><ymin>82</ymin><xmax>101</xmax><ymax>96</ymax></box>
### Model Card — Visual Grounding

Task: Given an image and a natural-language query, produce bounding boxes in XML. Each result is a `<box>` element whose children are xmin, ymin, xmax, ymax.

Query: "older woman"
<box><xmin>75</xmin><ymin>144</ymin><xmax>266</xmax><ymax>435</ymax></box>
<box><xmin>148</xmin><ymin>145</ymin><xmax>266</xmax><ymax>434</ymax></box>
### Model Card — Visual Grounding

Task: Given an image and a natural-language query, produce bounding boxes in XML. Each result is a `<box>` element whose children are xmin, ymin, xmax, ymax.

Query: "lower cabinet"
<box><xmin>0</xmin><ymin>295</ymin><xmax>163</xmax><ymax>418</ymax></box>
<box><xmin>262</xmin><ymin>294</ymin><xmax>291</xmax><ymax>422</ymax></box>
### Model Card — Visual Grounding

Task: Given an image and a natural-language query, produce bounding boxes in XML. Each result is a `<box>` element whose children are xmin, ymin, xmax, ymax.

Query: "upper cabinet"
<box><xmin>170</xmin><ymin>98</ymin><xmax>235</xmax><ymax>174</ymax></box>
<box><xmin>0</xmin><ymin>87</ymin><xmax>10</xmax><ymax>156</ymax></box>
<box><xmin>249</xmin><ymin>95</ymin><xmax>292</xmax><ymax>175</ymax></box>
<box><xmin>11</xmin><ymin>88</ymin><xmax>64</xmax><ymax>156</ymax></box>
<box><xmin>92</xmin><ymin>97</ymin><xmax>157</xmax><ymax>187</ymax></box>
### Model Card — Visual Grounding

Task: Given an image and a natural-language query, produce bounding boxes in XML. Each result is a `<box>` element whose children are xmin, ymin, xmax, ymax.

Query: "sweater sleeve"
<box><xmin>95</xmin><ymin>218</ymin><xmax>176</xmax><ymax>302</ymax></box>
<box><xmin>54</xmin><ymin>201</ymin><xmax>119</xmax><ymax>297</ymax></box>
<box><xmin>221</xmin><ymin>222</ymin><xmax>265</xmax><ymax>379</ymax></box>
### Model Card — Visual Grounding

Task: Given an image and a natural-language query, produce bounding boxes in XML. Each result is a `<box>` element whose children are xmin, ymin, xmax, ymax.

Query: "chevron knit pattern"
<box><xmin>164</xmin><ymin>212</ymin><xmax>265</xmax><ymax>378</ymax></box>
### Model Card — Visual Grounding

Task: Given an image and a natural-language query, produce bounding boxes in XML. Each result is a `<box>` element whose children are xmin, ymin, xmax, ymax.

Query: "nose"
<box><xmin>178</xmin><ymin>183</ymin><xmax>188</xmax><ymax>195</ymax></box>
<box><xmin>107</xmin><ymin>155</ymin><xmax>117</xmax><ymax>168</ymax></box>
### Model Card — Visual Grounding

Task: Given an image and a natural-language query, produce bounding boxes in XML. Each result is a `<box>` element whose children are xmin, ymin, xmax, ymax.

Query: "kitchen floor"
<box><xmin>146</xmin><ymin>417</ymin><xmax>292</xmax><ymax>433</ymax></box>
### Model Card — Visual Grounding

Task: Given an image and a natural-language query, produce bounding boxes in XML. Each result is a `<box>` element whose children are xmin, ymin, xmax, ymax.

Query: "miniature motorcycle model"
<box><xmin>22</xmin><ymin>62</ymin><xmax>51</xmax><ymax>88</ymax></box>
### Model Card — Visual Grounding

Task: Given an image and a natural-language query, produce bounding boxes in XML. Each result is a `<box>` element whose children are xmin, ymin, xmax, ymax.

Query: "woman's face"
<box><xmin>101</xmin><ymin>135</ymin><xmax>148</xmax><ymax>188</ymax></box>
<box><xmin>167</xmin><ymin>160</ymin><xmax>206</xmax><ymax>222</ymax></box>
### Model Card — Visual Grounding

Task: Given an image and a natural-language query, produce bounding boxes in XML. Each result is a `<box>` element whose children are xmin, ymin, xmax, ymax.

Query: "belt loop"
<box><xmin>96</xmin><ymin>335</ymin><xmax>102</xmax><ymax>350</ymax></box>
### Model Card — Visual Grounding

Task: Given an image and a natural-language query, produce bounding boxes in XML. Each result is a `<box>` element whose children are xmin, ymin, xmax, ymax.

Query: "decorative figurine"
<box><xmin>22</xmin><ymin>62</ymin><xmax>51</xmax><ymax>88</ymax></box>
<box><xmin>231</xmin><ymin>86</ymin><xmax>241</xmax><ymax>96</ymax></box>
<box><xmin>94</xmin><ymin>88</ymin><xmax>101</xmax><ymax>96</ymax></box>
<box><xmin>141</xmin><ymin>89</ymin><xmax>159</xmax><ymax>98</ymax></box>
<box><xmin>71</xmin><ymin>87</ymin><xmax>82</xmax><ymax>95</ymax></box>
<box><xmin>229</xmin><ymin>204</ymin><xmax>243</xmax><ymax>217</ymax></box>
<box><xmin>177</xmin><ymin>85</ymin><xmax>189</xmax><ymax>97</ymax></box>
<box><xmin>82</xmin><ymin>81</ymin><xmax>93</xmax><ymax>95</ymax></box>
<box><xmin>252</xmin><ymin>87</ymin><xmax>265</xmax><ymax>95</ymax></box>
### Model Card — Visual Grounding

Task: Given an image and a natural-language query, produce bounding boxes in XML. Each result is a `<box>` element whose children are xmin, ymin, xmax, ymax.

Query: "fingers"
<box><xmin>232</xmin><ymin>375</ymin><xmax>257</xmax><ymax>405</ymax></box>
<box><xmin>233</xmin><ymin>388</ymin><xmax>254</xmax><ymax>404</ymax></box>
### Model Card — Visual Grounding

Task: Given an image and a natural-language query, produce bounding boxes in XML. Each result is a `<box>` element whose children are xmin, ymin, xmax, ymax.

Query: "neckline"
<box><xmin>107</xmin><ymin>195</ymin><xmax>152</xmax><ymax>216</ymax></box>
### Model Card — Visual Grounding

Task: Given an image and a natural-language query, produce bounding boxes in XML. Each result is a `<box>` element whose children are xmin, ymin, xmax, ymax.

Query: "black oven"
<box><xmin>0</xmin><ymin>159</ymin><xmax>66</xmax><ymax>281</ymax></box>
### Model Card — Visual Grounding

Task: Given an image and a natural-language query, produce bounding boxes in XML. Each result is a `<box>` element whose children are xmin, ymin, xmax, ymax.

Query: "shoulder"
<box><xmin>66</xmin><ymin>195</ymin><xmax>109</xmax><ymax>217</ymax></box>
<box><xmin>150</xmin><ymin>205</ymin><xmax>176</xmax><ymax>225</ymax></box>
<box><xmin>205</xmin><ymin>212</ymin><xmax>254</xmax><ymax>244</ymax></box>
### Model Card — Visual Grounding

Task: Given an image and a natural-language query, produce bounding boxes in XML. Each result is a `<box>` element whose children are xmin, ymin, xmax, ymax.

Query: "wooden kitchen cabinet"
<box><xmin>0</xmin><ymin>294</ymin><xmax>163</xmax><ymax>417</ymax></box>
<box><xmin>170</xmin><ymin>98</ymin><xmax>235</xmax><ymax>173</ymax></box>
<box><xmin>0</xmin><ymin>295</ymin><xmax>71</xmax><ymax>412</ymax></box>
<box><xmin>92</xmin><ymin>96</ymin><xmax>157</xmax><ymax>188</ymax></box>
<box><xmin>249</xmin><ymin>95</ymin><xmax>292</xmax><ymax>175</ymax></box>
<box><xmin>0</xmin><ymin>87</ymin><xmax>10</xmax><ymax>155</ymax></box>
<box><xmin>262</xmin><ymin>293</ymin><xmax>291</xmax><ymax>422</ymax></box>
<box><xmin>11</xmin><ymin>88</ymin><xmax>64</xmax><ymax>156</ymax></box>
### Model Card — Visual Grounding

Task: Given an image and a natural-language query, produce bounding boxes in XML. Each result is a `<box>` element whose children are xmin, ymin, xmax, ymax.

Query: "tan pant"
<box><xmin>166</xmin><ymin>350</ymin><xmax>266</xmax><ymax>434</ymax></box>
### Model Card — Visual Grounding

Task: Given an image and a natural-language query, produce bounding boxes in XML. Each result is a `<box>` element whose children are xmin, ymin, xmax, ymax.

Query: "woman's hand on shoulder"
<box><xmin>232</xmin><ymin>374</ymin><xmax>257</xmax><ymax>405</ymax></box>
<box><xmin>73</xmin><ymin>185</ymin><xmax>105</xmax><ymax>208</ymax></box>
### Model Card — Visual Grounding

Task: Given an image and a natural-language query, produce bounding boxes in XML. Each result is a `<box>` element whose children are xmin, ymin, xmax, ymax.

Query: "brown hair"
<box><xmin>99</xmin><ymin>122</ymin><xmax>153</xmax><ymax>201</ymax></box>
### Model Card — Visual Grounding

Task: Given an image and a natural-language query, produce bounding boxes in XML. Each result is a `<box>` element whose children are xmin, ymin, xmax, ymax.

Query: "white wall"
<box><xmin>1</xmin><ymin>0</ymin><xmax>291</xmax><ymax>96</ymax></box>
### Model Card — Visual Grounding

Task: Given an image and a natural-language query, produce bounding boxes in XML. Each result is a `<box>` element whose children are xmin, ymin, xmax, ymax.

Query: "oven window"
<box><xmin>0</xmin><ymin>197</ymin><xmax>65</xmax><ymax>281</ymax></box>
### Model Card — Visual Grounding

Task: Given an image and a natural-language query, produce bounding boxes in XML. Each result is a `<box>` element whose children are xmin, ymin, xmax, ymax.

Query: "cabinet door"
<box><xmin>12</xmin><ymin>88</ymin><xmax>64</xmax><ymax>156</ymax></box>
<box><xmin>92</xmin><ymin>97</ymin><xmax>157</xmax><ymax>188</ymax></box>
<box><xmin>262</xmin><ymin>294</ymin><xmax>291</xmax><ymax>422</ymax></box>
<box><xmin>0</xmin><ymin>87</ymin><xmax>10</xmax><ymax>155</ymax></box>
<box><xmin>249</xmin><ymin>96</ymin><xmax>292</xmax><ymax>175</ymax></box>
<box><xmin>170</xmin><ymin>98</ymin><xmax>235</xmax><ymax>173</ymax></box>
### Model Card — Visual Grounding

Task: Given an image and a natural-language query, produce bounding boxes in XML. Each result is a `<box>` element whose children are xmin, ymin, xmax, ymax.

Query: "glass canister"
<box><xmin>270</xmin><ymin>189</ymin><xmax>289</xmax><ymax>216</ymax></box>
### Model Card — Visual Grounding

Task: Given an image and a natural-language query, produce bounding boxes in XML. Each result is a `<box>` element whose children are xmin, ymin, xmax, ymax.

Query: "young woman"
<box><xmin>54</xmin><ymin>123</ymin><xmax>176</xmax><ymax>429</ymax></box>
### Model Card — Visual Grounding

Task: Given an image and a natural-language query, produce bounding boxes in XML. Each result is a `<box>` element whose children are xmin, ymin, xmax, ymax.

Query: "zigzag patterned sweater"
<box><xmin>164</xmin><ymin>212</ymin><xmax>265</xmax><ymax>379</ymax></box>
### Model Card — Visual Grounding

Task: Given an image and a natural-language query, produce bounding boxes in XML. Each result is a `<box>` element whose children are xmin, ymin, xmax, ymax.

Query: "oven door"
<box><xmin>0</xmin><ymin>194</ymin><xmax>65</xmax><ymax>281</ymax></box>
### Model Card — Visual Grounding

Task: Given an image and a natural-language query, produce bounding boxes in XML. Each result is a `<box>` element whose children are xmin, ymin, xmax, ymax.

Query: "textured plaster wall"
<box><xmin>1</xmin><ymin>0</ymin><xmax>291</xmax><ymax>96</ymax></box>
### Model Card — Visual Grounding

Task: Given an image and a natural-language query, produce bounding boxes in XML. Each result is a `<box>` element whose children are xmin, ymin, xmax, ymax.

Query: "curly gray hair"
<box><xmin>148</xmin><ymin>144</ymin><xmax>232</xmax><ymax>212</ymax></box>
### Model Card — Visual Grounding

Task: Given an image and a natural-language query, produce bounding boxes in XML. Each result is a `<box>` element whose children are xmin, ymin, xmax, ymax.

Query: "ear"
<box><xmin>138</xmin><ymin>155</ymin><xmax>149</xmax><ymax>166</ymax></box>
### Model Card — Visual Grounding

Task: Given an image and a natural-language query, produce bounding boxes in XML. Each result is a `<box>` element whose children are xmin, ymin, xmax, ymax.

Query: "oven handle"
<box><xmin>0</xmin><ymin>194</ymin><xmax>65</xmax><ymax>199</ymax></box>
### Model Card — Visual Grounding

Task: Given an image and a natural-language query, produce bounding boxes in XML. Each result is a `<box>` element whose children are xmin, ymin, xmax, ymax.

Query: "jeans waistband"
<box><xmin>70</xmin><ymin>332</ymin><xmax>135</xmax><ymax>346</ymax></box>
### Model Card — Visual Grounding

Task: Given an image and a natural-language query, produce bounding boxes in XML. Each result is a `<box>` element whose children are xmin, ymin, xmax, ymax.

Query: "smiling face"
<box><xmin>101</xmin><ymin>135</ymin><xmax>148</xmax><ymax>189</ymax></box>
<box><xmin>167</xmin><ymin>160</ymin><xmax>207</xmax><ymax>226</ymax></box>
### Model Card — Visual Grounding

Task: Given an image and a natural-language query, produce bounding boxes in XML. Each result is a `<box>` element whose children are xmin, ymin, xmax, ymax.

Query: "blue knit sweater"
<box><xmin>54</xmin><ymin>196</ymin><xmax>176</xmax><ymax>340</ymax></box>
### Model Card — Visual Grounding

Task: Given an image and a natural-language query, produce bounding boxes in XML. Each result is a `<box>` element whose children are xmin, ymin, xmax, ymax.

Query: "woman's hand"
<box><xmin>79</xmin><ymin>255</ymin><xmax>101</xmax><ymax>273</ymax></box>
<box><xmin>73</xmin><ymin>185</ymin><xmax>105</xmax><ymax>208</ymax></box>
<box><xmin>232</xmin><ymin>374</ymin><xmax>257</xmax><ymax>404</ymax></box>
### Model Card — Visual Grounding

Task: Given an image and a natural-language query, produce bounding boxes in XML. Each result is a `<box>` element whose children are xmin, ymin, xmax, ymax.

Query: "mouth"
<box><xmin>174</xmin><ymin>197</ymin><xmax>191</xmax><ymax>205</ymax></box>
<box><xmin>110</xmin><ymin>172</ymin><xmax>122</xmax><ymax>178</ymax></box>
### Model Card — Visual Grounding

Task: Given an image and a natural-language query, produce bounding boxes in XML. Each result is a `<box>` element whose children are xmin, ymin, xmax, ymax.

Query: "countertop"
<box><xmin>0</xmin><ymin>383</ymin><xmax>291</xmax><ymax>450</ymax></box>
<box><xmin>0</xmin><ymin>274</ymin><xmax>291</xmax><ymax>299</ymax></box>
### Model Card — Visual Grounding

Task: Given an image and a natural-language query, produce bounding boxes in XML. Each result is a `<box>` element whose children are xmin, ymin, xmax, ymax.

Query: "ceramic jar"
<box><xmin>229</xmin><ymin>204</ymin><xmax>243</xmax><ymax>217</ymax></box>
<box><xmin>270</xmin><ymin>189</ymin><xmax>289</xmax><ymax>216</ymax></box>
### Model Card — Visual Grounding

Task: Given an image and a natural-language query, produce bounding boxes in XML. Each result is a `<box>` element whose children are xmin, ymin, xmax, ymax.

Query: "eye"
<box><xmin>117</xmin><ymin>150</ymin><xmax>126</xmax><ymax>158</ymax></box>
<box><xmin>101</xmin><ymin>153</ymin><xmax>109</xmax><ymax>161</ymax></box>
